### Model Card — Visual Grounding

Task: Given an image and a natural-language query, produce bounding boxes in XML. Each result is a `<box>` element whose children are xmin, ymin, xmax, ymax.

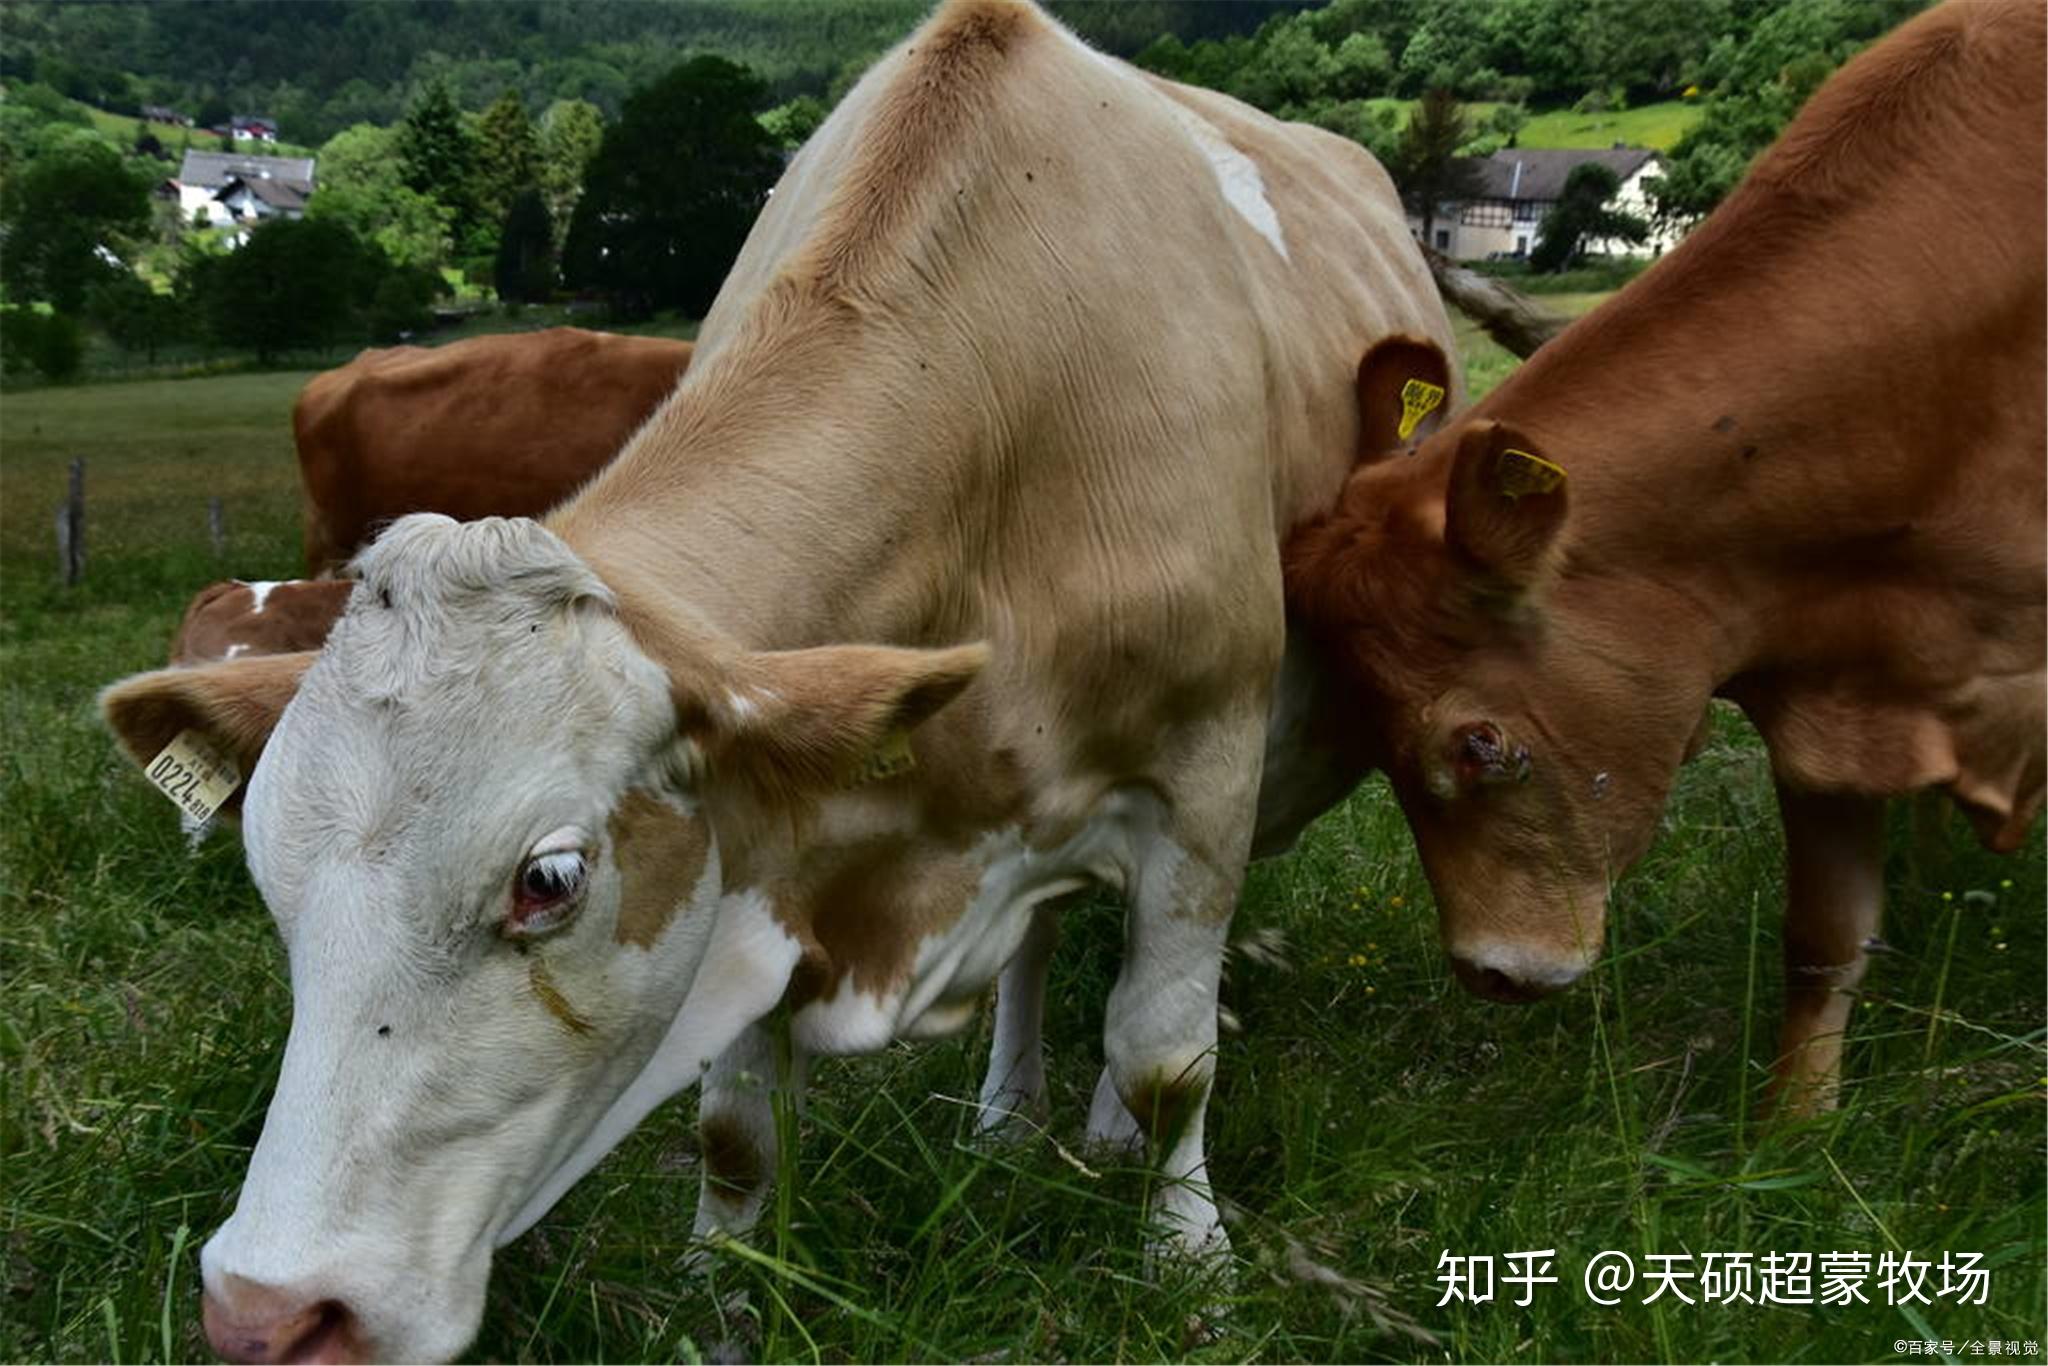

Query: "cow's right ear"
<box><xmin>1356</xmin><ymin>335</ymin><xmax>1452</xmax><ymax>461</ymax></box>
<box><xmin>1444</xmin><ymin>418</ymin><xmax>1569</xmax><ymax>592</ymax></box>
<box><xmin>100</xmin><ymin>652</ymin><xmax>316</xmax><ymax>790</ymax></box>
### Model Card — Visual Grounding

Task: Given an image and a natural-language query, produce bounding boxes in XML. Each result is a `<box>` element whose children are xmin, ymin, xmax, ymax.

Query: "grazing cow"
<box><xmin>1286</xmin><ymin>0</ymin><xmax>2044</xmax><ymax>1113</ymax></box>
<box><xmin>100</xmin><ymin>3</ymin><xmax>1454</xmax><ymax>1360</ymax></box>
<box><xmin>294</xmin><ymin>328</ymin><xmax>694</xmax><ymax>574</ymax></box>
<box><xmin>169</xmin><ymin>580</ymin><xmax>355</xmax><ymax>666</ymax></box>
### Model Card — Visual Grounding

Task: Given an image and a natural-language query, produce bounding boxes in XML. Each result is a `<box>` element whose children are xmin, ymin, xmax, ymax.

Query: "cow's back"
<box><xmin>294</xmin><ymin>328</ymin><xmax>693</xmax><ymax>574</ymax></box>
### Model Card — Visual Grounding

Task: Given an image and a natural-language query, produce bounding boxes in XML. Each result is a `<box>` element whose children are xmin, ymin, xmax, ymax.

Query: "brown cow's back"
<box><xmin>294</xmin><ymin>328</ymin><xmax>693</xmax><ymax>574</ymax></box>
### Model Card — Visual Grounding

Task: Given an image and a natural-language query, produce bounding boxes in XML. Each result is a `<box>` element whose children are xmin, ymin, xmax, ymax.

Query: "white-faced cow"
<box><xmin>101</xmin><ymin>3</ymin><xmax>1453</xmax><ymax>1360</ymax></box>
<box><xmin>1286</xmin><ymin>0</ymin><xmax>2043</xmax><ymax>1113</ymax></box>
<box><xmin>294</xmin><ymin>328</ymin><xmax>694</xmax><ymax>575</ymax></box>
<box><xmin>170</xmin><ymin>580</ymin><xmax>356</xmax><ymax>667</ymax></box>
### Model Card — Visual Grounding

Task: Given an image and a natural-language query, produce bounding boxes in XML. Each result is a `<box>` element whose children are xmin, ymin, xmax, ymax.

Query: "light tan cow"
<box><xmin>169</xmin><ymin>580</ymin><xmax>355</xmax><ymax>667</ymax></box>
<box><xmin>101</xmin><ymin>3</ymin><xmax>1454</xmax><ymax>1359</ymax></box>
<box><xmin>294</xmin><ymin>328</ymin><xmax>694</xmax><ymax>575</ymax></box>
<box><xmin>1286</xmin><ymin>0</ymin><xmax>2044</xmax><ymax>1112</ymax></box>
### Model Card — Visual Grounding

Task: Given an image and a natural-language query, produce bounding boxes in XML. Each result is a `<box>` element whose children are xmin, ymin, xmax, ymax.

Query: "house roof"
<box><xmin>217</xmin><ymin>175</ymin><xmax>310</xmax><ymax>211</ymax></box>
<box><xmin>1462</xmin><ymin>147</ymin><xmax>1661</xmax><ymax>203</ymax></box>
<box><xmin>177</xmin><ymin>149</ymin><xmax>316</xmax><ymax>189</ymax></box>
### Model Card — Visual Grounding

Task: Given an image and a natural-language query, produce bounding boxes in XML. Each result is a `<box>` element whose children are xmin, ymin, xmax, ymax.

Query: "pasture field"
<box><xmin>1</xmin><ymin>328</ymin><xmax>2041</xmax><ymax>1365</ymax></box>
<box><xmin>1362</xmin><ymin>98</ymin><xmax>1702</xmax><ymax>152</ymax></box>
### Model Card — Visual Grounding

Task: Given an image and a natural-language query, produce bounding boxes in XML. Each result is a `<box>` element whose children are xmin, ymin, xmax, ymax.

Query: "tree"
<box><xmin>0</xmin><ymin>306</ymin><xmax>84</xmax><ymax>381</ymax></box>
<box><xmin>562</xmin><ymin>56</ymin><xmax>781</xmax><ymax>319</ymax></box>
<box><xmin>314</xmin><ymin>123</ymin><xmax>455</xmax><ymax>271</ymax></box>
<box><xmin>1530</xmin><ymin>162</ymin><xmax>1647</xmax><ymax>272</ymax></box>
<box><xmin>759</xmin><ymin>95</ymin><xmax>827</xmax><ymax>151</ymax></box>
<box><xmin>181</xmin><ymin>217</ymin><xmax>384</xmax><ymax>362</ymax></box>
<box><xmin>397</xmin><ymin>79</ymin><xmax>481</xmax><ymax>250</ymax></box>
<box><xmin>494</xmin><ymin>187</ymin><xmax>555</xmax><ymax>304</ymax></box>
<box><xmin>537</xmin><ymin>99</ymin><xmax>604</xmax><ymax>252</ymax></box>
<box><xmin>0</xmin><ymin>137</ymin><xmax>150</xmax><ymax>313</ymax></box>
<box><xmin>473</xmin><ymin>88</ymin><xmax>539</xmax><ymax>233</ymax></box>
<box><xmin>86</xmin><ymin>271</ymin><xmax>186</xmax><ymax>362</ymax></box>
<box><xmin>1391</xmin><ymin>88</ymin><xmax>1480</xmax><ymax>247</ymax></box>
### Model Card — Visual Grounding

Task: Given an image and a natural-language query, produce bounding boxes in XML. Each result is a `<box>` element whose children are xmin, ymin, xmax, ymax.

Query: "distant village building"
<box><xmin>172</xmin><ymin>149</ymin><xmax>316</xmax><ymax>232</ymax></box>
<box><xmin>218</xmin><ymin>114</ymin><xmax>281</xmax><ymax>143</ymax></box>
<box><xmin>1409</xmin><ymin>146</ymin><xmax>1681</xmax><ymax>261</ymax></box>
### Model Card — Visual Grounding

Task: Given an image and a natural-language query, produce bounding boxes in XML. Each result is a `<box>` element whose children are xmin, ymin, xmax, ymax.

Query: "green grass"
<box><xmin>1371</xmin><ymin>98</ymin><xmax>1700</xmax><ymax>152</ymax></box>
<box><xmin>2</xmin><ymin>342</ymin><xmax>2041</xmax><ymax>1363</ymax></box>
<box><xmin>1515</xmin><ymin>100</ymin><xmax>1701</xmax><ymax>152</ymax></box>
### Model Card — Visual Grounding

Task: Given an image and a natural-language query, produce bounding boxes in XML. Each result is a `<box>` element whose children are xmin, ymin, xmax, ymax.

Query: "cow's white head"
<box><xmin>102</xmin><ymin>515</ymin><xmax>983</xmax><ymax>1363</ymax></box>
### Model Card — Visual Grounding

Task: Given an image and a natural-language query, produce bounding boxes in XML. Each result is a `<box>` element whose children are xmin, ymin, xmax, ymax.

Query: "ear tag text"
<box><xmin>1397</xmin><ymin>378</ymin><xmax>1447</xmax><ymax>441</ymax></box>
<box><xmin>844</xmin><ymin>728</ymin><xmax>916</xmax><ymax>788</ymax></box>
<box><xmin>1497</xmin><ymin>448</ymin><xmax>1567</xmax><ymax>500</ymax></box>
<box><xmin>144</xmin><ymin>728</ymin><xmax>242</xmax><ymax>823</ymax></box>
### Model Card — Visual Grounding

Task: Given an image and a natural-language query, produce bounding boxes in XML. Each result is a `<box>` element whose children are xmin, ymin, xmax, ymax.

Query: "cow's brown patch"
<box><xmin>775</xmin><ymin>836</ymin><xmax>987</xmax><ymax>1008</ymax></box>
<box><xmin>1120</xmin><ymin>1068</ymin><xmax>1209</xmax><ymax>1148</ymax></box>
<box><xmin>609</xmin><ymin>789</ymin><xmax>711</xmax><ymax>949</ymax></box>
<box><xmin>698</xmin><ymin>1113</ymin><xmax>764</xmax><ymax>1199</ymax></box>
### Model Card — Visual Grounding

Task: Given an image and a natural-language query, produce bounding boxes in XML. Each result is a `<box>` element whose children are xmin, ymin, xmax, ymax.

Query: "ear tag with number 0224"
<box><xmin>1397</xmin><ymin>378</ymin><xmax>1446</xmax><ymax>441</ymax></box>
<box><xmin>1498</xmin><ymin>448</ymin><xmax>1567</xmax><ymax>500</ymax></box>
<box><xmin>144</xmin><ymin>728</ymin><xmax>242</xmax><ymax>823</ymax></box>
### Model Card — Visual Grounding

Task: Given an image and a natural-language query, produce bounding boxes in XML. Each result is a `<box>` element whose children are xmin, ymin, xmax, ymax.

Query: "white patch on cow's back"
<box><xmin>245</xmin><ymin>580</ymin><xmax>282</xmax><ymax>613</ymax></box>
<box><xmin>223</xmin><ymin>642</ymin><xmax>250</xmax><ymax>660</ymax></box>
<box><xmin>1166</xmin><ymin>103</ymin><xmax>1289</xmax><ymax>261</ymax></box>
<box><xmin>1044</xmin><ymin>18</ymin><xmax>1288</xmax><ymax>260</ymax></box>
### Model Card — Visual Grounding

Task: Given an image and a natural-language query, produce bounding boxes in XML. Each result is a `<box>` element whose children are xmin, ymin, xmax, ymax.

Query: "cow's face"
<box><xmin>101</xmin><ymin>515</ymin><xmax>982</xmax><ymax>1364</ymax></box>
<box><xmin>1289</xmin><ymin>419</ymin><xmax>1706</xmax><ymax>1003</ymax></box>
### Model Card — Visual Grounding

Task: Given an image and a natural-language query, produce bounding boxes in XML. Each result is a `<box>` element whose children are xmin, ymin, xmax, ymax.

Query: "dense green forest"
<box><xmin>0</xmin><ymin>0</ymin><xmax>1930</xmax><ymax>383</ymax></box>
<box><xmin>0</xmin><ymin>1</ymin><xmax>1312</xmax><ymax>141</ymax></box>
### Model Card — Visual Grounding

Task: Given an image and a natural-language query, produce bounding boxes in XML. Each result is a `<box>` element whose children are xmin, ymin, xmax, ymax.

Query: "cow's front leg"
<box><xmin>692</xmin><ymin>1022</ymin><xmax>806</xmax><ymax>1248</ymax></box>
<box><xmin>975</xmin><ymin>904</ymin><xmax>1059</xmax><ymax>1137</ymax></box>
<box><xmin>1101</xmin><ymin>838</ymin><xmax>1237</xmax><ymax>1265</ymax></box>
<box><xmin>1768</xmin><ymin>785</ymin><xmax>1886</xmax><ymax>1116</ymax></box>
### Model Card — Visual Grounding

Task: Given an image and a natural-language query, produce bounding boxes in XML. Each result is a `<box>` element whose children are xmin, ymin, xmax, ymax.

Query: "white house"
<box><xmin>1408</xmin><ymin>146</ymin><xmax>1682</xmax><ymax>261</ymax></box>
<box><xmin>174</xmin><ymin>150</ymin><xmax>315</xmax><ymax>229</ymax></box>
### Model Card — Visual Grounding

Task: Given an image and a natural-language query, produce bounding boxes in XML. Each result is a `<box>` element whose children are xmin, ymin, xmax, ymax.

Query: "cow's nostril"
<box><xmin>277</xmin><ymin>1301</ymin><xmax>355</xmax><ymax>1365</ymax></box>
<box><xmin>203</xmin><ymin>1280</ymin><xmax>365</xmax><ymax>1365</ymax></box>
<box><xmin>1449</xmin><ymin>954</ymin><xmax>1556</xmax><ymax>1004</ymax></box>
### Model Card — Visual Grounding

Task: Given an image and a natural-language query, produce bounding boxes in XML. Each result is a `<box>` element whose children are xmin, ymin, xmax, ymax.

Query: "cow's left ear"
<box><xmin>1356</xmin><ymin>335</ymin><xmax>1452</xmax><ymax>460</ymax></box>
<box><xmin>1444</xmin><ymin>418</ymin><xmax>1569</xmax><ymax>592</ymax></box>
<box><xmin>689</xmin><ymin>642</ymin><xmax>989</xmax><ymax>798</ymax></box>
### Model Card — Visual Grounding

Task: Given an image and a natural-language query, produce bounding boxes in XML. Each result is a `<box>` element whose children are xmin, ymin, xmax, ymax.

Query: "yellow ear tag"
<box><xmin>143</xmin><ymin>728</ymin><xmax>242</xmax><ymax>823</ymax></box>
<box><xmin>1397</xmin><ymin>378</ymin><xmax>1447</xmax><ymax>441</ymax></box>
<box><xmin>1497</xmin><ymin>448</ymin><xmax>1567</xmax><ymax>500</ymax></box>
<box><xmin>844</xmin><ymin>728</ymin><xmax>917</xmax><ymax>788</ymax></box>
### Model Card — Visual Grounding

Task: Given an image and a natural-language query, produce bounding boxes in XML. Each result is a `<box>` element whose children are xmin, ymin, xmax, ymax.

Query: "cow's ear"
<box><xmin>1444</xmin><ymin>418</ymin><xmax>1569</xmax><ymax>591</ymax></box>
<box><xmin>100</xmin><ymin>652</ymin><xmax>316</xmax><ymax>800</ymax></box>
<box><xmin>1356</xmin><ymin>336</ymin><xmax>1452</xmax><ymax>460</ymax></box>
<box><xmin>686</xmin><ymin>642</ymin><xmax>988</xmax><ymax>798</ymax></box>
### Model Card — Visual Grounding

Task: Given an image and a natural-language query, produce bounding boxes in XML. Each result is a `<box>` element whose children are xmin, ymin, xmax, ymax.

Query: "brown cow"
<box><xmin>169</xmin><ymin>579</ymin><xmax>355</xmax><ymax>666</ymax></box>
<box><xmin>1285</xmin><ymin>0</ymin><xmax>2044</xmax><ymax>1113</ymax></box>
<box><xmin>295</xmin><ymin>328</ymin><xmax>693</xmax><ymax>574</ymax></box>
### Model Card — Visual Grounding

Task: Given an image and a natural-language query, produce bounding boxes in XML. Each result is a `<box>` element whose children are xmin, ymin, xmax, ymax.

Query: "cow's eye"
<box><xmin>507</xmin><ymin>836</ymin><xmax>590</xmax><ymax>938</ymax></box>
<box><xmin>1451</xmin><ymin>721</ymin><xmax>1532</xmax><ymax>787</ymax></box>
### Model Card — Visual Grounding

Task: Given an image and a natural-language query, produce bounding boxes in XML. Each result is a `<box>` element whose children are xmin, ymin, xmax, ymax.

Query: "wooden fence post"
<box><xmin>208</xmin><ymin>496</ymin><xmax>227</xmax><ymax>557</ymax></box>
<box><xmin>54</xmin><ymin>457</ymin><xmax>84</xmax><ymax>587</ymax></box>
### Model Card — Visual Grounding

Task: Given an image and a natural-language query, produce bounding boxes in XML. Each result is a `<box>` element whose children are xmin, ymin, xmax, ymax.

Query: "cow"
<box><xmin>1285</xmin><ymin>0</ymin><xmax>2044</xmax><ymax>1116</ymax></box>
<box><xmin>99</xmin><ymin>3</ymin><xmax>1455</xmax><ymax>1360</ymax></box>
<box><xmin>169</xmin><ymin>580</ymin><xmax>355</xmax><ymax>667</ymax></box>
<box><xmin>294</xmin><ymin>328</ymin><xmax>694</xmax><ymax>575</ymax></box>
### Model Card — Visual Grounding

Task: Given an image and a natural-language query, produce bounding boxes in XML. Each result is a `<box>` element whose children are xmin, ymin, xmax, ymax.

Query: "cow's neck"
<box><xmin>549</xmin><ymin>290</ymin><xmax>987</xmax><ymax>661</ymax></box>
<box><xmin>1474</xmin><ymin>184</ymin><xmax>2020</xmax><ymax>698</ymax></box>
